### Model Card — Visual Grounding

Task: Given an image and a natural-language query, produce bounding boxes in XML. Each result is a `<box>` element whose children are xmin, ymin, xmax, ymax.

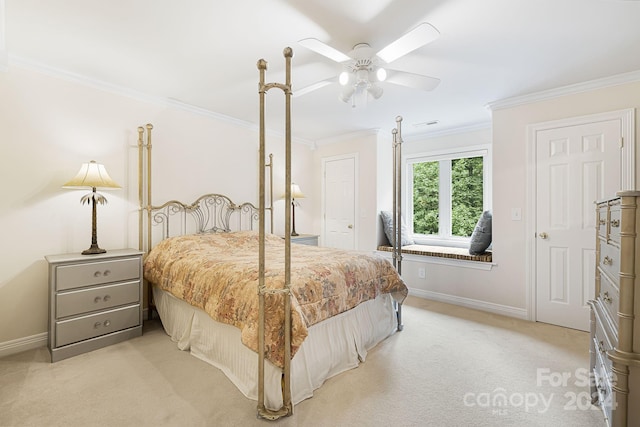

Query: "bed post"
<box><xmin>392</xmin><ymin>116</ymin><xmax>404</xmax><ymax>331</ymax></box>
<box><xmin>138</xmin><ymin>123</ymin><xmax>154</xmax><ymax>319</ymax></box>
<box><xmin>138</xmin><ymin>126</ymin><xmax>145</xmax><ymax>252</ymax></box>
<box><xmin>257</xmin><ymin>47</ymin><xmax>294</xmax><ymax>420</ymax></box>
<box><xmin>145</xmin><ymin>124</ymin><xmax>153</xmax><ymax>255</ymax></box>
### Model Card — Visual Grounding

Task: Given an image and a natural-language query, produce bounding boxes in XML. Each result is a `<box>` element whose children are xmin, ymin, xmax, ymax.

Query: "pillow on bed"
<box><xmin>380</xmin><ymin>211</ymin><xmax>415</xmax><ymax>246</ymax></box>
<box><xmin>469</xmin><ymin>210</ymin><xmax>492</xmax><ymax>255</ymax></box>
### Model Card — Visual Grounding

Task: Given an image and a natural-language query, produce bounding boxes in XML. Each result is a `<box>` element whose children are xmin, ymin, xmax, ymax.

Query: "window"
<box><xmin>406</xmin><ymin>145</ymin><xmax>491</xmax><ymax>247</ymax></box>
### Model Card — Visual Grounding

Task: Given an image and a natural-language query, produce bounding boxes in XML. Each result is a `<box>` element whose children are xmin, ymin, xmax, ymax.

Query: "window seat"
<box><xmin>376</xmin><ymin>244</ymin><xmax>492</xmax><ymax>263</ymax></box>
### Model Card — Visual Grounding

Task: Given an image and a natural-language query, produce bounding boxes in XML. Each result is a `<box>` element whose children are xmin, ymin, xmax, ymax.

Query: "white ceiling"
<box><xmin>5</xmin><ymin>0</ymin><xmax>640</xmax><ymax>143</ymax></box>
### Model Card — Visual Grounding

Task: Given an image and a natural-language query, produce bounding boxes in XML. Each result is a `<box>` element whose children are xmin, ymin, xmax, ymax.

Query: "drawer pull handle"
<box><xmin>103</xmin><ymin>320</ymin><xmax>111</xmax><ymax>327</ymax></box>
<box><xmin>94</xmin><ymin>296</ymin><xmax>102</xmax><ymax>303</ymax></box>
<box><xmin>103</xmin><ymin>295</ymin><xmax>111</xmax><ymax>302</ymax></box>
<box><xmin>603</xmin><ymin>256</ymin><xmax>613</xmax><ymax>266</ymax></box>
<box><xmin>94</xmin><ymin>321</ymin><xmax>102</xmax><ymax>329</ymax></box>
<box><xmin>599</xmin><ymin>219</ymin><xmax>606</xmax><ymax>225</ymax></box>
<box><xmin>598</xmin><ymin>341</ymin><xmax>604</xmax><ymax>353</ymax></box>
<box><xmin>610</xmin><ymin>219</ymin><xmax>620</xmax><ymax>228</ymax></box>
<box><xmin>103</xmin><ymin>270</ymin><xmax>111</xmax><ymax>276</ymax></box>
<box><xmin>94</xmin><ymin>271</ymin><xmax>102</xmax><ymax>277</ymax></box>
<box><xmin>603</xmin><ymin>292</ymin><xmax>612</xmax><ymax>304</ymax></box>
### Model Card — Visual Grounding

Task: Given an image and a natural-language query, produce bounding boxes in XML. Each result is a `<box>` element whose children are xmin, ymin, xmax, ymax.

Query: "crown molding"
<box><xmin>403</xmin><ymin>121</ymin><xmax>492</xmax><ymax>142</ymax></box>
<box><xmin>487</xmin><ymin>69</ymin><xmax>640</xmax><ymax>111</ymax></box>
<box><xmin>8</xmin><ymin>54</ymin><xmax>315</xmax><ymax>147</ymax></box>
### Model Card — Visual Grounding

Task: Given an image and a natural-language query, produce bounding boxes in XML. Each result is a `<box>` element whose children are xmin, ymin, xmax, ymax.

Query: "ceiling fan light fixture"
<box><xmin>339</xmin><ymin>71</ymin><xmax>350</xmax><ymax>86</ymax></box>
<box><xmin>376</xmin><ymin>67</ymin><xmax>387</xmax><ymax>82</ymax></box>
<box><xmin>339</xmin><ymin>85</ymin><xmax>355</xmax><ymax>103</ymax></box>
<box><xmin>356</xmin><ymin>68</ymin><xmax>369</xmax><ymax>84</ymax></box>
<box><xmin>367</xmin><ymin>84</ymin><xmax>383</xmax><ymax>99</ymax></box>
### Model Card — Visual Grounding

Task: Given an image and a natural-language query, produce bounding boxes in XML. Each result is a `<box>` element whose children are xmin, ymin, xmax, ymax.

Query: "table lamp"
<box><xmin>63</xmin><ymin>160</ymin><xmax>121</xmax><ymax>255</ymax></box>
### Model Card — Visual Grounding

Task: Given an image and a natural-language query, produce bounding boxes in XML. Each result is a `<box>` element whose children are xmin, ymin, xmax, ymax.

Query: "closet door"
<box><xmin>535</xmin><ymin>119</ymin><xmax>620</xmax><ymax>331</ymax></box>
<box><xmin>323</xmin><ymin>155</ymin><xmax>356</xmax><ymax>250</ymax></box>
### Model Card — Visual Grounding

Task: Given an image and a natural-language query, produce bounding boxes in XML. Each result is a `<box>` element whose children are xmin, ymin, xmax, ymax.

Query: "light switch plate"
<box><xmin>511</xmin><ymin>208</ymin><xmax>522</xmax><ymax>221</ymax></box>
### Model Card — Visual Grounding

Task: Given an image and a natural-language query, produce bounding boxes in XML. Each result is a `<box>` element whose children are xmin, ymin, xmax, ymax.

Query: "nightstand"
<box><xmin>45</xmin><ymin>249</ymin><xmax>143</xmax><ymax>362</ymax></box>
<box><xmin>290</xmin><ymin>234</ymin><xmax>319</xmax><ymax>246</ymax></box>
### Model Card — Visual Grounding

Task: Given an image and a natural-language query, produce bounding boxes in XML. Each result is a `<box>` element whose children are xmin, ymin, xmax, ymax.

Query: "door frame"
<box><xmin>321</xmin><ymin>152</ymin><xmax>359</xmax><ymax>249</ymax></box>
<box><xmin>526</xmin><ymin>108</ymin><xmax>635</xmax><ymax>322</ymax></box>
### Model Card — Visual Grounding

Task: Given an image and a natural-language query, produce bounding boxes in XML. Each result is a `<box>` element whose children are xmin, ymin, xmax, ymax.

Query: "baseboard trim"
<box><xmin>0</xmin><ymin>332</ymin><xmax>47</xmax><ymax>358</ymax></box>
<box><xmin>409</xmin><ymin>287</ymin><xmax>529</xmax><ymax>320</ymax></box>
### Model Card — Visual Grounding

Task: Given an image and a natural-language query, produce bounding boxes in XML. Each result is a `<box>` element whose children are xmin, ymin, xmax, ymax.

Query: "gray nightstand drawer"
<box><xmin>291</xmin><ymin>234</ymin><xmax>318</xmax><ymax>246</ymax></box>
<box><xmin>55</xmin><ymin>304</ymin><xmax>140</xmax><ymax>347</ymax></box>
<box><xmin>56</xmin><ymin>280</ymin><xmax>141</xmax><ymax>318</ymax></box>
<box><xmin>56</xmin><ymin>257</ymin><xmax>140</xmax><ymax>291</ymax></box>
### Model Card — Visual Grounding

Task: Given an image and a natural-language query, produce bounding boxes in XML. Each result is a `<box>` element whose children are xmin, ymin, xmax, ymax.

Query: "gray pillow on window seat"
<box><xmin>469</xmin><ymin>210</ymin><xmax>492</xmax><ymax>255</ymax></box>
<box><xmin>380</xmin><ymin>211</ymin><xmax>415</xmax><ymax>246</ymax></box>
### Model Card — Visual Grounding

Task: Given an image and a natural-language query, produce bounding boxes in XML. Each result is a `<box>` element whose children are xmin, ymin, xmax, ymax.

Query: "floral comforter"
<box><xmin>143</xmin><ymin>231</ymin><xmax>407</xmax><ymax>368</ymax></box>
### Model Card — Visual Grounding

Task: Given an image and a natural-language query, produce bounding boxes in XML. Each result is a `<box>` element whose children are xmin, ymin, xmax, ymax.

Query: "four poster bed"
<box><xmin>137</xmin><ymin>49</ymin><xmax>407</xmax><ymax>419</ymax></box>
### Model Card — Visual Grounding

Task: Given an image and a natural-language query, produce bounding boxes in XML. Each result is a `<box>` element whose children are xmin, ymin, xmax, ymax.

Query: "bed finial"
<box><xmin>283</xmin><ymin>47</ymin><xmax>293</xmax><ymax>58</ymax></box>
<box><xmin>257</xmin><ymin>59</ymin><xmax>268</xmax><ymax>70</ymax></box>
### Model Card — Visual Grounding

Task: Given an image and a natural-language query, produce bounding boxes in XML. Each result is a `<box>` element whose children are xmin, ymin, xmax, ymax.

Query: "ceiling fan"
<box><xmin>296</xmin><ymin>23</ymin><xmax>441</xmax><ymax>107</ymax></box>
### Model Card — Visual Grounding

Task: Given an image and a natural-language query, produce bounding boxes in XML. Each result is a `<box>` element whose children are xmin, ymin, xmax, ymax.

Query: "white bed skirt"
<box><xmin>152</xmin><ymin>286</ymin><xmax>398</xmax><ymax>410</ymax></box>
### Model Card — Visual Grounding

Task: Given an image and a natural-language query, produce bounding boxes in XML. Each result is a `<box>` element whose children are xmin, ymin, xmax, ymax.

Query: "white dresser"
<box><xmin>589</xmin><ymin>192</ymin><xmax>640</xmax><ymax>426</ymax></box>
<box><xmin>46</xmin><ymin>249</ymin><xmax>143</xmax><ymax>362</ymax></box>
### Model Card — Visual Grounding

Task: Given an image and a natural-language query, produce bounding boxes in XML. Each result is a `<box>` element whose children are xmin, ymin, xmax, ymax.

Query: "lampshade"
<box><xmin>63</xmin><ymin>160</ymin><xmax>121</xmax><ymax>189</ymax></box>
<box><xmin>291</xmin><ymin>183</ymin><xmax>305</xmax><ymax>199</ymax></box>
<box><xmin>282</xmin><ymin>183</ymin><xmax>305</xmax><ymax>199</ymax></box>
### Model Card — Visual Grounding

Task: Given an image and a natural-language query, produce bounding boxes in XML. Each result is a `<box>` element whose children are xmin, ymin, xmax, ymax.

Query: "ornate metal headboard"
<box><xmin>137</xmin><ymin>124</ymin><xmax>272</xmax><ymax>254</ymax></box>
<box><xmin>149</xmin><ymin>194</ymin><xmax>259</xmax><ymax>242</ymax></box>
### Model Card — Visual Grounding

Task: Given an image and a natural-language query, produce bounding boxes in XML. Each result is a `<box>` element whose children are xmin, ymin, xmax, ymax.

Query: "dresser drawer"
<box><xmin>597</xmin><ymin>204</ymin><xmax>609</xmax><ymax>239</ymax></box>
<box><xmin>599</xmin><ymin>273</ymin><xmax>619</xmax><ymax>328</ymax></box>
<box><xmin>593</xmin><ymin>312</ymin><xmax>614</xmax><ymax>378</ymax></box>
<box><xmin>608</xmin><ymin>205</ymin><xmax>621</xmax><ymax>244</ymax></box>
<box><xmin>593</xmin><ymin>366</ymin><xmax>613</xmax><ymax>424</ymax></box>
<box><xmin>56</xmin><ymin>257</ymin><xmax>140</xmax><ymax>291</ymax></box>
<box><xmin>55</xmin><ymin>304</ymin><xmax>140</xmax><ymax>347</ymax></box>
<box><xmin>56</xmin><ymin>280</ymin><xmax>140</xmax><ymax>318</ymax></box>
<box><xmin>599</xmin><ymin>242</ymin><xmax>619</xmax><ymax>284</ymax></box>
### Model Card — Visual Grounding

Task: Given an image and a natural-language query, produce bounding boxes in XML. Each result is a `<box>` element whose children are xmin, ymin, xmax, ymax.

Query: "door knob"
<box><xmin>348</xmin><ymin>224</ymin><xmax>353</xmax><ymax>229</ymax></box>
<box><xmin>539</xmin><ymin>232</ymin><xmax>548</xmax><ymax>239</ymax></box>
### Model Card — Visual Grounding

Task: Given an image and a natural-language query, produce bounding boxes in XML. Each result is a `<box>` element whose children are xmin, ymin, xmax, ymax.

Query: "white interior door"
<box><xmin>323</xmin><ymin>156</ymin><xmax>356</xmax><ymax>250</ymax></box>
<box><xmin>535</xmin><ymin>119</ymin><xmax>621</xmax><ymax>331</ymax></box>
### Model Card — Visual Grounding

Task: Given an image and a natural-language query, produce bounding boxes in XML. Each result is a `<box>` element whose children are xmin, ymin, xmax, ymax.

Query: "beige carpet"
<box><xmin>0</xmin><ymin>296</ymin><xmax>605</xmax><ymax>427</ymax></box>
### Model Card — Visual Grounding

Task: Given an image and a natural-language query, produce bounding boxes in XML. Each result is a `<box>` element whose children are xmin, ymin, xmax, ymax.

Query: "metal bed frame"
<box><xmin>136</xmin><ymin>47</ymin><xmax>404</xmax><ymax>421</ymax></box>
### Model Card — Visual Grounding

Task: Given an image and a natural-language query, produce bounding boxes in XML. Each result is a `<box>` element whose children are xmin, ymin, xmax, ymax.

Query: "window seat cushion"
<box><xmin>377</xmin><ymin>244</ymin><xmax>492</xmax><ymax>263</ymax></box>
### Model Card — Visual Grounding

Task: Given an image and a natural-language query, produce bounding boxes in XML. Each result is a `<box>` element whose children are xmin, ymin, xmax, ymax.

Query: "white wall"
<box><xmin>0</xmin><ymin>65</ymin><xmax>313</xmax><ymax>346</ymax></box>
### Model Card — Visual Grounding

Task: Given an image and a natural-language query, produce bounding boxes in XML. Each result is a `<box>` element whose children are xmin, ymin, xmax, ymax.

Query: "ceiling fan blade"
<box><xmin>293</xmin><ymin>77</ymin><xmax>336</xmax><ymax>98</ymax></box>
<box><xmin>376</xmin><ymin>23</ymin><xmax>440</xmax><ymax>63</ymax></box>
<box><xmin>298</xmin><ymin>38</ymin><xmax>351</xmax><ymax>63</ymax></box>
<box><xmin>385</xmin><ymin>70</ymin><xmax>440</xmax><ymax>91</ymax></box>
